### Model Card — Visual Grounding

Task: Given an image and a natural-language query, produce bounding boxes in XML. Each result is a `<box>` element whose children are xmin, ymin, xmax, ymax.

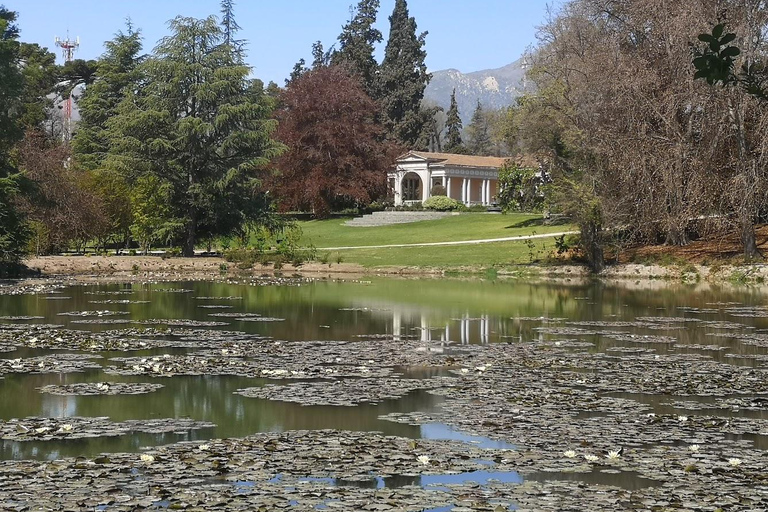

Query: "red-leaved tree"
<box><xmin>273</xmin><ymin>66</ymin><xmax>398</xmax><ymax>217</ymax></box>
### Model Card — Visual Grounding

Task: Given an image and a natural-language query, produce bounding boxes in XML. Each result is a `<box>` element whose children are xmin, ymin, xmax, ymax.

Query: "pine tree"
<box><xmin>220</xmin><ymin>0</ymin><xmax>245</xmax><ymax>61</ymax></box>
<box><xmin>18</xmin><ymin>43</ymin><xmax>57</xmax><ymax>130</ymax></box>
<box><xmin>379</xmin><ymin>0</ymin><xmax>430</xmax><ymax>148</ymax></box>
<box><xmin>467</xmin><ymin>100</ymin><xmax>492</xmax><ymax>156</ymax></box>
<box><xmin>444</xmin><ymin>88</ymin><xmax>464</xmax><ymax>153</ymax></box>
<box><xmin>333</xmin><ymin>0</ymin><xmax>382</xmax><ymax>96</ymax></box>
<box><xmin>106</xmin><ymin>16</ymin><xmax>284</xmax><ymax>256</ymax></box>
<box><xmin>0</xmin><ymin>8</ymin><xmax>29</xmax><ymax>266</ymax></box>
<box><xmin>73</xmin><ymin>24</ymin><xmax>143</xmax><ymax>171</ymax></box>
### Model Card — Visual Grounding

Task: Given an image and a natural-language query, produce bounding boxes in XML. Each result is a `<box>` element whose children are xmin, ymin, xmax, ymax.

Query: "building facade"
<box><xmin>388</xmin><ymin>151</ymin><xmax>510</xmax><ymax>207</ymax></box>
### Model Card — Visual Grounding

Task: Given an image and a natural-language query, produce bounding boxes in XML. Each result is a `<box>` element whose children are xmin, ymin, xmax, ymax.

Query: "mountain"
<box><xmin>424</xmin><ymin>58</ymin><xmax>529</xmax><ymax>124</ymax></box>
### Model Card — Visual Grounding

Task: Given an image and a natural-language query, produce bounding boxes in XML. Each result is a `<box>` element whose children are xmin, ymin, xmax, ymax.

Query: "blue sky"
<box><xmin>14</xmin><ymin>0</ymin><xmax>555</xmax><ymax>84</ymax></box>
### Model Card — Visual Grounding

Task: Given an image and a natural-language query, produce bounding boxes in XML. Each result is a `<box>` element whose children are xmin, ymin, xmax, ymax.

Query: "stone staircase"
<box><xmin>345</xmin><ymin>211</ymin><xmax>454</xmax><ymax>227</ymax></box>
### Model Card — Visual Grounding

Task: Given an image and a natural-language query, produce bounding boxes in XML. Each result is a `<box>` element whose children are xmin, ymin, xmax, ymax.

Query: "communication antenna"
<box><xmin>54</xmin><ymin>32</ymin><xmax>80</xmax><ymax>141</ymax></box>
<box><xmin>55</xmin><ymin>32</ymin><xmax>80</xmax><ymax>63</ymax></box>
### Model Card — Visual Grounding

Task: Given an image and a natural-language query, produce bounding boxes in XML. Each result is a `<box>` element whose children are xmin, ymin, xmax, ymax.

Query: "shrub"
<box><xmin>423</xmin><ymin>196</ymin><xmax>463</xmax><ymax>211</ymax></box>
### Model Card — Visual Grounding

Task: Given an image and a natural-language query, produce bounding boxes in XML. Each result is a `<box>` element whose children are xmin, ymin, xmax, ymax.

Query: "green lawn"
<box><xmin>299</xmin><ymin>213</ymin><xmax>571</xmax><ymax>249</ymax></box>
<box><xmin>296</xmin><ymin>213</ymin><xmax>574</xmax><ymax>269</ymax></box>
<box><xmin>321</xmin><ymin>238</ymin><xmax>561</xmax><ymax>268</ymax></box>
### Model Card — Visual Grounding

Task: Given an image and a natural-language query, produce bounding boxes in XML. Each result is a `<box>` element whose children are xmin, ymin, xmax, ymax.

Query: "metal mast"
<box><xmin>54</xmin><ymin>33</ymin><xmax>80</xmax><ymax>141</ymax></box>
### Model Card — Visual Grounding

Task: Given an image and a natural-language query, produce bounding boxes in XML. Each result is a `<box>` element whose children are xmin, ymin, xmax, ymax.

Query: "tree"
<box><xmin>379</xmin><ymin>0</ymin><xmax>430</xmax><ymax>148</ymax></box>
<box><xmin>106</xmin><ymin>16</ymin><xmax>284</xmax><ymax>256</ymax></box>
<box><xmin>73</xmin><ymin>24</ymin><xmax>143</xmax><ymax>171</ymax></box>
<box><xmin>18</xmin><ymin>43</ymin><xmax>57</xmax><ymax>130</ymax></box>
<box><xmin>466</xmin><ymin>100</ymin><xmax>492</xmax><ymax>156</ymax></box>
<box><xmin>333</xmin><ymin>0</ymin><xmax>382</xmax><ymax>96</ymax></box>
<box><xmin>0</xmin><ymin>7</ymin><xmax>28</xmax><ymax>266</ymax></box>
<box><xmin>130</xmin><ymin>174</ymin><xmax>179</xmax><ymax>254</ymax></box>
<box><xmin>220</xmin><ymin>0</ymin><xmax>245</xmax><ymax>59</ymax></box>
<box><xmin>16</xmin><ymin>131</ymin><xmax>106</xmax><ymax>254</ymax></box>
<box><xmin>693</xmin><ymin>21</ymin><xmax>768</xmax><ymax>259</ymax></box>
<box><xmin>273</xmin><ymin>66</ymin><xmax>395</xmax><ymax>217</ymax></box>
<box><xmin>443</xmin><ymin>88</ymin><xmax>464</xmax><ymax>153</ymax></box>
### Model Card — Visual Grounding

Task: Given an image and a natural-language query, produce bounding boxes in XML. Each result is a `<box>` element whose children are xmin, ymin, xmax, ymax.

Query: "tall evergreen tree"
<box><xmin>379</xmin><ymin>0</ymin><xmax>430</xmax><ymax>148</ymax></box>
<box><xmin>73</xmin><ymin>24</ymin><xmax>143</xmax><ymax>171</ymax></box>
<box><xmin>0</xmin><ymin>7</ymin><xmax>29</xmax><ymax>266</ymax></box>
<box><xmin>220</xmin><ymin>0</ymin><xmax>245</xmax><ymax>60</ymax></box>
<box><xmin>333</xmin><ymin>0</ymin><xmax>382</xmax><ymax>96</ymax></box>
<box><xmin>443</xmin><ymin>88</ymin><xmax>464</xmax><ymax>153</ymax></box>
<box><xmin>106</xmin><ymin>16</ymin><xmax>284</xmax><ymax>256</ymax></box>
<box><xmin>18</xmin><ymin>43</ymin><xmax>57</xmax><ymax>130</ymax></box>
<box><xmin>466</xmin><ymin>100</ymin><xmax>492</xmax><ymax>156</ymax></box>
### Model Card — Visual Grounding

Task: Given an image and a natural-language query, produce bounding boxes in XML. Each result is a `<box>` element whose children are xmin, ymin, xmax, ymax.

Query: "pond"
<box><xmin>1</xmin><ymin>276</ymin><xmax>767</xmax><ymax>510</ymax></box>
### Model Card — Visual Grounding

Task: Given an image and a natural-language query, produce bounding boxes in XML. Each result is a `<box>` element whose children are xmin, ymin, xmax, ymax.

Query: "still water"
<box><xmin>1</xmin><ymin>277</ymin><xmax>768</xmax><ymax>461</ymax></box>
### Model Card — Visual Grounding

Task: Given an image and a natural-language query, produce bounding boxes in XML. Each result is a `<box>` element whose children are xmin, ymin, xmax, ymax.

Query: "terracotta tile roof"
<box><xmin>401</xmin><ymin>151</ymin><xmax>539</xmax><ymax>169</ymax></box>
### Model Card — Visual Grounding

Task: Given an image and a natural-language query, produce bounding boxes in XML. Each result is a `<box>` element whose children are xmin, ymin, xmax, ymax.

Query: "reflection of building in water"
<box><xmin>41</xmin><ymin>376</ymin><xmax>77</xmax><ymax>418</ymax></box>
<box><xmin>388</xmin><ymin>307</ymin><xmax>494</xmax><ymax>345</ymax></box>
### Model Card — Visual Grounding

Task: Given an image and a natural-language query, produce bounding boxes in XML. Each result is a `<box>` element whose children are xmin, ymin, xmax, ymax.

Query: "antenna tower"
<box><xmin>54</xmin><ymin>33</ymin><xmax>80</xmax><ymax>141</ymax></box>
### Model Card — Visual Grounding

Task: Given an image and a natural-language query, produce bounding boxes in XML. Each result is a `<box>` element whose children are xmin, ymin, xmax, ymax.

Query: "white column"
<box><xmin>446</xmin><ymin>177</ymin><xmax>452</xmax><ymax>199</ymax></box>
<box><xmin>441</xmin><ymin>176</ymin><xmax>446</xmax><ymax>188</ymax></box>
<box><xmin>462</xmin><ymin>178</ymin><xmax>468</xmax><ymax>205</ymax></box>
<box><xmin>422</xmin><ymin>173</ymin><xmax>430</xmax><ymax>202</ymax></box>
<box><xmin>395</xmin><ymin>173</ymin><xmax>403</xmax><ymax>206</ymax></box>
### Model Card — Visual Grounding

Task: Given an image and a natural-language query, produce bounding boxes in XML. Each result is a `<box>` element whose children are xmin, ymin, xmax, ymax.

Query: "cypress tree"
<box><xmin>467</xmin><ymin>100</ymin><xmax>492</xmax><ymax>156</ymax></box>
<box><xmin>379</xmin><ymin>0</ymin><xmax>430</xmax><ymax>148</ymax></box>
<box><xmin>334</xmin><ymin>0</ymin><xmax>382</xmax><ymax>96</ymax></box>
<box><xmin>444</xmin><ymin>88</ymin><xmax>464</xmax><ymax>153</ymax></box>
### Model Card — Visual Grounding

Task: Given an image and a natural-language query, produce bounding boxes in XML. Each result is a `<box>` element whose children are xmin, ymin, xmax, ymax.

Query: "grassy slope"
<box><xmin>299</xmin><ymin>213</ymin><xmax>570</xmax><ymax>248</ymax></box>
<box><xmin>298</xmin><ymin>213</ymin><xmax>573</xmax><ymax>268</ymax></box>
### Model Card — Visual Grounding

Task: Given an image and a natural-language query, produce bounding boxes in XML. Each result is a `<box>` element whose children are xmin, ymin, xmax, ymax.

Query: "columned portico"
<box><xmin>390</xmin><ymin>151</ymin><xmax>512</xmax><ymax>207</ymax></box>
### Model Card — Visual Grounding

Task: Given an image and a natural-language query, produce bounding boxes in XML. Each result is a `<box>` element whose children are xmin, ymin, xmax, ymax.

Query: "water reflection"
<box><xmin>3</xmin><ymin>278</ymin><xmax>768</xmax><ymax>461</ymax></box>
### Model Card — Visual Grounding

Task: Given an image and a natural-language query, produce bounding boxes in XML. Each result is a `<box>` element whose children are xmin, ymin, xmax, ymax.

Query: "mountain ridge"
<box><xmin>424</xmin><ymin>58</ymin><xmax>529</xmax><ymax>124</ymax></box>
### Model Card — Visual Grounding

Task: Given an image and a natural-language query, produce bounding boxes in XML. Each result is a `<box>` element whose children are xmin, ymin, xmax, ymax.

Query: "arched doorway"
<box><xmin>401</xmin><ymin>172</ymin><xmax>422</xmax><ymax>202</ymax></box>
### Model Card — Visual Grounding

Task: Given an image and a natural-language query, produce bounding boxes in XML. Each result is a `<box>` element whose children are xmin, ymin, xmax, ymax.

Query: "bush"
<box><xmin>423</xmin><ymin>196</ymin><xmax>463</xmax><ymax>211</ymax></box>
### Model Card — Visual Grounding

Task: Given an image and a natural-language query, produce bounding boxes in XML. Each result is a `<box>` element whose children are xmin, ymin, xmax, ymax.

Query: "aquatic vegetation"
<box><xmin>563</xmin><ymin>450</ymin><xmax>577</xmax><ymax>458</ymax></box>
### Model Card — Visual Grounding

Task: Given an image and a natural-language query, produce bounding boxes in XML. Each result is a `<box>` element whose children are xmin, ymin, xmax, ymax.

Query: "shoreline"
<box><xmin>4</xmin><ymin>255</ymin><xmax>767</xmax><ymax>290</ymax></box>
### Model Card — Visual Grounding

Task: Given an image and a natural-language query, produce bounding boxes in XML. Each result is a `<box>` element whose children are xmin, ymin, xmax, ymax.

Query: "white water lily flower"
<box><xmin>475</xmin><ymin>366</ymin><xmax>487</xmax><ymax>372</ymax></box>
<box><xmin>140</xmin><ymin>454</ymin><xmax>155</xmax><ymax>463</ymax></box>
<box><xmin>678</xmin><ymin>416</ymin><xmax>688</xmax><ymax>423</ymax></box>
<box><xmin>563</xmin><ymin>450</ymin><xmax>577</xmax><ymax>458</ymax></box>
<box><xmin>152</xmin><ymin>365</ymin><xmax>161</xmax><ymax>373</ymax></box>
<box><xmin>584</xmin><ymin>454</ymin><xmax>599</xmax><ymax>462</ymax></box>
<box><xmin>198</xmin><ymin>444</ymin><xmax>210</xmax><ymax>451</ymax></box>
<box><xmin>607</xmin><ymin>450</ymin><xmax>621</xmax><ymax>459</ymax></box>
<box><xmin>728</xmin><ymin>458</ymin><xmax>741</xmax><ymax>466</ymax></box>
<box><xmin>688</xmin><ymin>445</ymin><xmax>700</xmax><ymax>452</ymax></box>
<box><xmin>60</xmin><ymin>424</ymin><xmax>73</xmax><ymax>432</ymax></box>
<box><xmin>35</xmin><ymin>427</ymin><xmax>50</xmax><ymax>434</ymax></box>
<box><xmin>417</xmin><ymin>455</ymin><xmax>430</xmax><ymax>466</ymax></box>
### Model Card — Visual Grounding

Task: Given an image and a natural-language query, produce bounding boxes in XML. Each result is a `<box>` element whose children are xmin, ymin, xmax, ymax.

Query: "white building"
<box><xmin>389</xmin><ymin>151</ymin><xmax>510</xmax><ymax>207</ymax></box>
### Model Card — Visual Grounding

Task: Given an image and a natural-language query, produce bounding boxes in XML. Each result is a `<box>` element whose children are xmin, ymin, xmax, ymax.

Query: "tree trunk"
<box><xmin>582</xmin><ymin>219</ymin><xmax>605</xmax><ymax>274</ymax></box>
<box><xmin>183</xmin><ymin>215</ymin><xmax>196</xmax><ymax>257</ymax></box>
<box><xmin>742</xmin><ymin>217</ymin><xmax>761</xmax><ymax>261</ymax></box>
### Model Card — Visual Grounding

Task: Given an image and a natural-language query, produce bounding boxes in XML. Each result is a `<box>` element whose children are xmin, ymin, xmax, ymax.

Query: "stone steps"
<box><xmin>345</xmin><ymin>211</ymin><xmax>454</xmax><ymax>227</ymax></box>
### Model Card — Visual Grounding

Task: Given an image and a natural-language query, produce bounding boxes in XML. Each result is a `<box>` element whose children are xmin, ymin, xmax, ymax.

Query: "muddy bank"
<box><xmin>18</xmin><ymin>255</ymin><xmax>768</xmax><ymax>286</ymax></box>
